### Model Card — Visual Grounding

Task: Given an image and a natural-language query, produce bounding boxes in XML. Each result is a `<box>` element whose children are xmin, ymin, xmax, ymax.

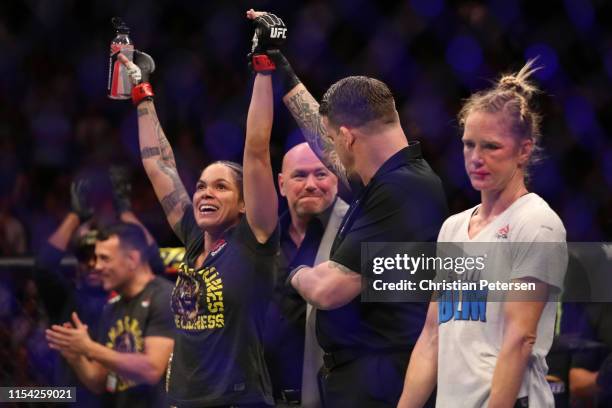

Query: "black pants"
<box><xmin>318</xmin><ymin>350</ymin><xmax>435</xmax><ymax>408</ymax></box>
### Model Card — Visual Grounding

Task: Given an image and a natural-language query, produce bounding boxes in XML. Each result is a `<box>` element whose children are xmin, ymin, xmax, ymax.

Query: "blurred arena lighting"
<box><xmin>410</xmin><ymin>0</ymin><xmax>445</xmax><ymax>19</ymax></box>
<box><xmin>603</xmin><ymin>50</ymin><xmax>612</xmax><ymax>80</ymax></box>
<box><xmin>488</xmin><ymin>0</ymin><xmax>520</xmax><ymax>28</ymax></box>
<box><xmin>203</xmin><ymin>120</ymin><xmax>244</xmax><ymax>162</ymax></box>
<box><xmin>564</xmin><ymin>94</ymin><xmax>605</xmax><ymax>151</ymax></box>
<box><xmin>284</xmin><ymin>128</ymin><xmax>306</xmax><ymax>153</ymax></box>
<box><xmin>525</xmin><ymin>43</ymin><xmax>559</xmax><ymax>82</ymax></box>
<box><xmin>446</xmin><ymin>35</ymin><xmax>483</xmax><ymax>75</ymax></box>
<box><xmin>564</xmin><ymin>0</ymin><xmax>595</xmax><ymax>32</ymax></box>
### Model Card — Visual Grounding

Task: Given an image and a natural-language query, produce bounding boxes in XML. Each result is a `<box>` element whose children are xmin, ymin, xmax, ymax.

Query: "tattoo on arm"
<box><xmin>285</xmin><ymin>89</ymin><xmax>348</xmax><ymax>184</ymax></box>
<box><xmin>160</xmin><ymin>190</ymin><xmax>189</xmax><ymax>215</ymax></box>
<box><xmin>286</xmin><ymin>89</ymin><xmax>330</xmax><ymax>156</ymax></box>
<box><xmin>138</xmin><ymin>104</ymin><xmax>176</xmax><ymax>167</ymax></box>
<box><xmin>138</xmin><ymin>104</ymin><xmax>190</xmax><ymax>227</ymax></box>
<box><xmin>156</xmin><ymin>159</ymin><xmax>190</xmax><ymax>226</ymax></box>
<box><xmin>151</xmin><ymin>115</ymin><xmax>176</xmax><ymax>168</ymax></box>
<box><xmin>140</xmin><ymin>147</ymin><xmax>161</xmax><ymax>159</ymax></box>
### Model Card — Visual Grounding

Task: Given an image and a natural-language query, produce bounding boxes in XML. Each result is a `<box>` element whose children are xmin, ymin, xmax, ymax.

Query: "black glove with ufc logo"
<box><xmin>248</xmin><ymin>10</ymin><xmax>287</xmax><ymax>73</ymax></box>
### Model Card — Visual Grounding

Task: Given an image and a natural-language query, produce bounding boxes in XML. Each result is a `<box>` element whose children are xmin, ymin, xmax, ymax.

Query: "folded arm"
<box><xmin>290</xmin><ymin>260</ymin><xmax>361</xmax><ymax>310</ymax></box>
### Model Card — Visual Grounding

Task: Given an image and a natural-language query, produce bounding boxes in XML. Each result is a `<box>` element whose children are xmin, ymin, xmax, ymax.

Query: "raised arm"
<box><xmin>118</xmin><ymin>52</ymin><xmax>191</xmax><ymax>235</ymax></box>
<box><xmin>33</xmin><ymin>179</ymin><xmax>93</xmax><ymax>324</ymax></box>
<box><xmin>274</xmin><ymin>57</ymin><xmax>349</xmax><ymax>192</ymax></box>
<box><xmin>282</xmin><ymin>83</ymin><xmax>346</xmax><ymax>180</ymax></box>
<box><xmin>45</xmin><ymin>178</ymin><xmax>92</xmax><ymax>252</ymax></box>
<box><xmin>136</xmin><ymin>100</ymin><xmax>190</xmax><ymax>233</ymax></box>
<box><xmin>109</xmin><ymin>166</ymin><xmax>156</xmax><ymax>245</ymax></box>
<box><xmin>246</xmin><ymin>9</ymin><xmax>349</xmax><ymax>189</ymax></box>
<box><xmin>243</xmin><ymin>73</ymin><xmax>278</xmax><ymax>243</ymax></box>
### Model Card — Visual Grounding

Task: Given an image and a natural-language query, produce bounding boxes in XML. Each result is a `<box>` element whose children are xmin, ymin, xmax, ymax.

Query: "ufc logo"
<box><xmin>270</xmin><ymin>27</ymin><xmax>287</xmax><ymax>39</ymax></box>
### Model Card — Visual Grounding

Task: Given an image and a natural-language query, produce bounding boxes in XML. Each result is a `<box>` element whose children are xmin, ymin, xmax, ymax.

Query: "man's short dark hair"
<box><xmin>97</xmin><ymin>222</ymin><xmax>149</xmax><ymax>263</ymax></box>
<box><xmin>319</xmin><ymin>76</ymin><xmax>398</xmax><ymax>128</ymax></box>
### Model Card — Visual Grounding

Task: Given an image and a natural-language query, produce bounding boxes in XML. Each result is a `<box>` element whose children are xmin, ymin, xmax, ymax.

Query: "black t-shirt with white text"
<box><xmin>168</xmin><ymin>208</ymin><xmax>278</xmax><ymax>407</ymax></box>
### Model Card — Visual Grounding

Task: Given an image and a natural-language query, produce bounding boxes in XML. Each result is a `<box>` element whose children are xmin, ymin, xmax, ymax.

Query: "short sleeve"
<box><xmin>510</xmin><ymin>220</ymin><xmax>568</xmax><ymax>291</ymax></box>
<box><xmin>144</xmin><ymin>280</ymin><xmax>175</xmax><ymax>339</ymax></box>
<box><xmin>147</xmin><ymin>241</ymin><xmax>166</xmax><ymax>276</ymax></box>
<box><xmin>95</xmin><ymin>304</ymin><xmax>113</xmax><ymax>344</ymax></box>
<box><xmin>436</xmin><ymin>213</ymin><xmax>464</xmax><ymax>242</ymax></box>
<box><xmin>436</xmin><ymin>219</ymin><xmax>449</xmax><ymax>242</ymax></box>
<box><xmin>175</xmin><ymin>205</ymin><xmax>203</xmax><ymax>261</ymax></box>
<box><xmin>234</xmin><ymin>216</ymin><xmax>279</xmax><ymax>256</ymax></box>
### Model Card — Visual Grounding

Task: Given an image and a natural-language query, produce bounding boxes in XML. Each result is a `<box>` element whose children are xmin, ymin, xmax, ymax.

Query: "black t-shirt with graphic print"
<box><xmin>167</xmin><ymin>207</ymin><xmax>279</xmax><ymax>407</ymax></box>
<box><xmin>96</xmin><ymin>277</ymin><xmax>175</xmax><ymax>408</ymax></box>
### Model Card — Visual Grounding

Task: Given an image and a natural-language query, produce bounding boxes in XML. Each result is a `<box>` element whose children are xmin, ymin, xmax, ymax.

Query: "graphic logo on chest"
<box><xmin>172</xmin><ymin>264</ymin><xmax>225</xmax><ymax>331</ymax></box>
<box><xmin>106</xmin><ymin>316</ymin><xmax>144</xmax><ymax>391</ymax></box>
<box><xmin>496</xmin><ymin>224</ymin><xmax>510</xmax><ymax>240</ymax></box>
<box><xmin>210</xmin><ymin>239</ymin><xmax>227</xmax><ymax>257</ymax></box>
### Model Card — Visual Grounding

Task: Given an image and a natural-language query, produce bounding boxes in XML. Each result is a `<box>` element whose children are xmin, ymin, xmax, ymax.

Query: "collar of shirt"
<box><xmin>368</xmin><ymin>141</ymin><xmax>422</xmax><ymax>186</ymax></box>
<box><xmin>279</xmin><ymin>201</ymin><xmax>335</xmax><ymax>267</ymax></box>
<box><xmin>335</xmin><ymin>142</ymin><xmax>423</xmax><ymax>242</ymax></box>
<box><xmin>201</xmin><ymin>218</ymin><xmax>240</xmax><ymax>267</ymax></box>
<box><xmin>279</xmin><ymin>199</ymin><xmax>335</xmax><ymax>241</ymax></box>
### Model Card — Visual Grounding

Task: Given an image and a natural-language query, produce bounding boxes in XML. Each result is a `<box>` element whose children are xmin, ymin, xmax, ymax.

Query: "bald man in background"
<box><xmin>264</xmin><ymin>142</ymin><xmax>348</xmax><ymax>407</ymax></box>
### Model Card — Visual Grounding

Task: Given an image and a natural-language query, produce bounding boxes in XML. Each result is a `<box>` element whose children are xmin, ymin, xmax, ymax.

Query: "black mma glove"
<box><xmin>70</xmin><ymin>179</ymin><xmax>94</xmax><ymax>222</ymax></box>
<box><xmin>109</xmin><ymin>166</ymin><xmax>132</xmax><ymax>214</ymax></box>
<box><xmin>122</xmin><ymin>50</ymin><xmax>156</xmax><ymax>105</ymax></box>
<box><xmin>248</xmin><ymin>12</ymin><xmax>287</xmax><ymax>73</ymax></box>
<box><xmin>597</xmin><ymin>353</ymin><xmax>612</xmax><ymax>394</ymax></box>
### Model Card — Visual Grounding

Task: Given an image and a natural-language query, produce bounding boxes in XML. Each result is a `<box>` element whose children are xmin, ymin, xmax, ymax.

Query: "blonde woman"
<box><xmin>399</xmin><ymin>61</ymin><xmax>567</xmax><ymax>408</ymax></box>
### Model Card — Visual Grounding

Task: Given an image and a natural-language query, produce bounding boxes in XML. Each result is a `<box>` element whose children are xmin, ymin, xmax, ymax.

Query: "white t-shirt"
<box><xmin>435</xmin><ymin>193</ymin><xmax>567</xmax><ymax>408</ymax></box>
